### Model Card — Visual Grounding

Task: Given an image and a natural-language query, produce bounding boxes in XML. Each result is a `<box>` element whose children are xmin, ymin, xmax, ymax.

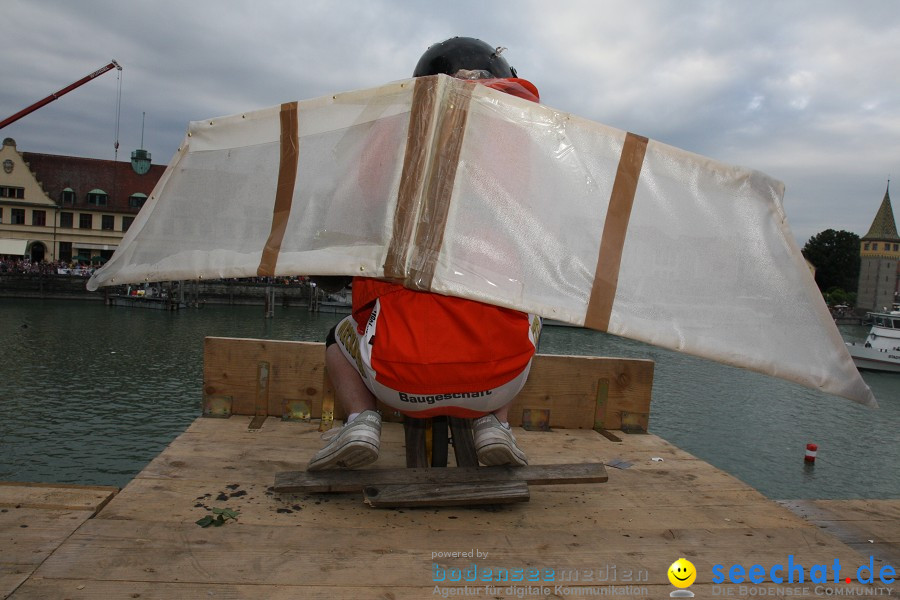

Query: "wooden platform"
<box><xmin>5</xmin><ymin>417</ymin><xmax>898</xmax><ymax>599</ymax></box>
<box><xmin>4</xmin><ymin>340</ymin><xmax>897</xmax><ymax>598</ymax></box>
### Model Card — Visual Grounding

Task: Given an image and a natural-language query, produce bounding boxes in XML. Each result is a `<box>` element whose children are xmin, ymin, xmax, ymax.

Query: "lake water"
<box><xmin>0</xmin><ymin>298</ymin><xmax>897</xmax><ymax>499</ymax></box>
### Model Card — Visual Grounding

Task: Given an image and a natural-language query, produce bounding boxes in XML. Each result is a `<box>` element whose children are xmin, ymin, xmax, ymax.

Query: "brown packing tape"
<box><xmin>383</xmin><ymin>76</ymin><xmax>439</xmax><ymax>279</ymax></box>
<box><xmin>584</xmin><ymin>132</ymin><xmax>649</xmax><ymax>331</ymax></box>
<box><xmin>257</xmin><ymin>102</ymin><xmax>300</xmax><ymax>277</ymax></box>
<box><xmin>405</xmin><ymin>78</ymin><xmax>473</xmax><ymax>291</ymax></box>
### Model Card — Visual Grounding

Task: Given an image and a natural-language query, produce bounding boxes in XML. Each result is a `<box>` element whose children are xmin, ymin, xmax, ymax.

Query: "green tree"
<box><xmin>823</xmin><ymin>287</ymin><xmax>856</xmax><ymax>307</ymax></box>
<box><xmin>801</xmin><ymin>229</ymin><xmax>860</xmax><ymax>296</ymax></box>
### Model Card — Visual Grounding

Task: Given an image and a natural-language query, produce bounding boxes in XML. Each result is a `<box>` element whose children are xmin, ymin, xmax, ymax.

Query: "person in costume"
<box><xmin>308</xmin><ymin>37</ymin><xmax>542</xmax><ymax>472</ymax></box>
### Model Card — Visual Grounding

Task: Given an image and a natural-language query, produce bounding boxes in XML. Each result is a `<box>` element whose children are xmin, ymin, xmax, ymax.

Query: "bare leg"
<box><xmin>307</xmin><ymin>344</ymin><xmax>381</xmax><ymax>471</ymax></box>
<box><xmin>492</xmin><ymin>402</ymin><xmax>510</xmax><ymax>424</ymax></box>
<box><xmin>326</xmin><ymin>343</ymin><xmax>377</xmax><ymax>416</ymax></box>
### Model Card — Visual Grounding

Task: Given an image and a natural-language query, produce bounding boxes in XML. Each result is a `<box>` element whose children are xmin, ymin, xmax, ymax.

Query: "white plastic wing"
<box><xmin>88</xmin><ymin>74</ymin><xmax>876</xmax><ymax>407</ymax></box>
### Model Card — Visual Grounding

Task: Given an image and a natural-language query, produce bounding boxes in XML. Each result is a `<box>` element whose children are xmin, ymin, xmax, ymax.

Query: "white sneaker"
<box><xmin>473</xmin><ymin>414</ymin><xmax>528</xmax><ymax>467</ymax></box>
<box><xmin>307</xmin><ymin>410</ymin><xmax>381</xmax><ymax>471</ymax></box>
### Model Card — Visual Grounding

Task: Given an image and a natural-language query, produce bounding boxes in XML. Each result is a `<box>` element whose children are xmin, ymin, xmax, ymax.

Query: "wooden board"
<box><xmin>778</xmin><ymin>499</ymin><xmax>900</xmax><ymax>565</ymax></box>
<box><xmin>202</xmin><ymin>337</ymin><xmax>333</xmax><ymax>418</ymax></box>
<box><xmin>362</xmin><ymin>481</ymin><xmax>530</xmax><ymax>507</ymax></box>
<box><xmin>202</xmin><ymin>337</ymin><xmax>654</xmax><ymax>430</ymax></box>
<box><xmin>0</xmin><ymin>482</ymin><xmax>118</xmax><ymax>515</ymax></box>
<box><xmin>514</xmin><ymin>353</ymin><xmax>654</xmax><ymax>430</ymax></box>
<box><xmin>274</xmin><ymin>462</ymin><xmax>608</xmax><ymax>493</ymax></box>
<box><xmin>1</xmin><ymin>483</ymin><xmax>117</xmax><ymax>599</ymax></box>
<box><xmin>6</xmin><ymin>581</ymin><xmax>889</xmax><ymax>600</ymax></box>
<box><xmin>23</xmin><ymin>519</ymin><xmax>871</xmax><ymax>588</ymax></box>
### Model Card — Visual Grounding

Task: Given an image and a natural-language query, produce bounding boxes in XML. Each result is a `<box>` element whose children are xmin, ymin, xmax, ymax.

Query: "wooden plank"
<box><xmin>448</xmin><ymin>417</ymin><xmax>478</xmax><ymax>466</ymax></box>
<box><xmin>1</xmin><ymin>504</ymin><xmax>100</xmax><ymax>600</ymax></box>
<box><xmin>362</xmin><ymin>481</ymin><xmax>530</xmax><ymax>507</ymax></box>
<box><xmin>134</xmin><ymin>417</ymin><xmax>741</xmax><ymax>491</ymax></box>
<box><xmin>180</xmin><ymin>414</ymin><xmax>688</xmax><ymax>461</ymax></box>
<box><xmin>96</xmin><ymin>475</ymin><xmax>803</xmax><ymax>532</ymax></box>
<box><xmin>96</xmin><ymin>472</ymin><xmax>802</xmax><ymax>532</ymax></box>
<box><xmin>430</xmin><ymin>416</ymin><xmax>449</xmax><ymax>467</ymax></box>
<box><xmin>202</xmin><ymin>338</ymin><xmax>654</xmax><ymax>429</ymax></box>
<box><xmin>203</xmin><ymin>337</ymin><xmax>332</xmax><ymax>417</ymax></box>
<box><xmin>403</xmin><ymin>416</ymin><xmax>428</xmax><ymax>468</ymax></box>
<box><xmin>273</xmin><ymin>462</ymin><xmax>607</xmax><ymax>493</ymax></box>
<box><xmin>158</xmin><ymin>412</ymin><xmax>679</xmax><ymax>456</ymax></box>
<box><xmin>18</xmin><ymin>579</ymin><xmax>862</xmax><ymax>600</ymax></box>
<box><xmin>11</xmin><ymin>581</ymin><xmax>894</xmax><ymax>600</ymax></box>
<box><xmin>0</xmin><ymin>482</ymin><xmax>119</xmax><ymax>599</ymax></box>
<box><xmin>816</xmin><ymin>498</ymin><xmax>900</xmax><ymax>522</ymax></box>
<box><xmin>29</xmin><ymin>519</ymin><xmax>868</xmax><ymax>588</ymax></box>
<box><xmin>134</xmin><ymin>419</ymin><xmax>753</xmax><ymax>500</ymax></box>
<box><xmin>1</xmin><ymin>508</ymin><xmax>93</xmax><ymax>565</ymax></box>
<box><xmin>0</xmin><ymin>482</ymin><xmax>117</xmax><ymax>514</ymax></box>
<box><xmin>512</xmin><ymin>353</ymin><xmax>654</xmax><ymax>430</ymax></box>
<box><xmin>777</xmin><ymin>499</ymin><xmax>900</xmax><ymax>565</ymax></box>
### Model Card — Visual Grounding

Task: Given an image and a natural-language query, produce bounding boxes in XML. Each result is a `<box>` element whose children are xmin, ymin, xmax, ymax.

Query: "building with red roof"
<box><xmin>0</xmin><ymin>137</ymin><xmax>164</xmax><ymax>264</ymax></box>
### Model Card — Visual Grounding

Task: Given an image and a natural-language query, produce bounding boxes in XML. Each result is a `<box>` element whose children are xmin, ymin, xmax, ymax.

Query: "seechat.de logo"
<box><xmin>668</xmin><ymin>558</ymin><xmax>697</xmax><ymax>598</ymax></box>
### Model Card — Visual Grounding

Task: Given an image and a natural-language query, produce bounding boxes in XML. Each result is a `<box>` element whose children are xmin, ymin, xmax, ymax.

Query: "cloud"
<box><xmin>4</xmin><ymin>0</ymin><xmax>899</xmax><ymax>246</ymax></box>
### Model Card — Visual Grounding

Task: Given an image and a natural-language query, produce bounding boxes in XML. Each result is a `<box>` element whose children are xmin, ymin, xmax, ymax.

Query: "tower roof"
<box><xmin>862</xmin><ymin>182</ymin><xmax>900</xmax><ymax>241</ymax></box>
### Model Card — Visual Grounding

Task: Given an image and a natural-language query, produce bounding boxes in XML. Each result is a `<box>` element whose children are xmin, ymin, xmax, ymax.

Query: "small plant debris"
<box><xmin>196</xmin><ymin>507</ymin><xmax>240</xmax><ymax>528</ymax></box>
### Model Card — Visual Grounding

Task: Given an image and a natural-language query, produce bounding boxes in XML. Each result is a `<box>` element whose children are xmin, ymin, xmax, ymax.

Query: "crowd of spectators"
<box><xmin>0</xmin><ymin>260</ymin><xmax>327</xmax><ymax>284</ymax></box>
<box><xmin>0</xmin><ymin>258</ymin><xmax>95</xmax><ymax>276</ymax></box>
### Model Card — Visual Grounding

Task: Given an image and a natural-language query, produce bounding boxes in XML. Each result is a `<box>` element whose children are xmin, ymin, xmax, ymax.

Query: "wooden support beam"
<box><xmin>273</xmin><ymin>462</ymin><xmax>607</xmax><ymax>494</ymax></box>
<box><xmin>449</xmin><ymin>417</ymin><xmax>478</xmax><ymax>466</ymax></box>
<box><xmin>430</xmin><ymin>416</ymin><xmax>449</xmax><ymax>467</ymax></box>
<box><xmin>403</xmin><ymin>416</ymin><xmax>428</xmax><ymax>468</ymax></box>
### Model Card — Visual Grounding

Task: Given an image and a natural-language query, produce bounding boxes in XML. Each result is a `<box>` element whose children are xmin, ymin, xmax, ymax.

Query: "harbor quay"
<box><xmin>0</xmin><ymin>271</ymin><xmax>343</xmax><ymax>309</ymax></box>
<box><xmin>0</xmin><ymin>270</ymin><xmax>871</xmax><ymax>324</ymax></box>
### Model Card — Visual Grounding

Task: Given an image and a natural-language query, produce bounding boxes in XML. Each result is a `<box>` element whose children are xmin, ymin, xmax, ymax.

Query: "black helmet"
<box><xmin>413</xmin><ymin>37</ymin><xmax>517</xmax><ymax>79</ymax></box>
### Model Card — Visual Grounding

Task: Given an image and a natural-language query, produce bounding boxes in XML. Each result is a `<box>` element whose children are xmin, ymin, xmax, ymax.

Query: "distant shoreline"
<box><xmin>0</xmin><ymin>273</ymin><xmax>322</xmax><ymax>307</ymax></box>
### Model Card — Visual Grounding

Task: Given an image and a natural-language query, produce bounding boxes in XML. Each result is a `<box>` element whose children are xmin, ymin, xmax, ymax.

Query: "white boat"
<box><xmin>846</xmin><ymin>310</ymin><xmax>900</xmax><ymax>373</ymax></box>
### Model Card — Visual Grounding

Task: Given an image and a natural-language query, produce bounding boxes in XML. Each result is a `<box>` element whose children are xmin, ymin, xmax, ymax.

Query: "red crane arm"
<box><xmin>0</xmin><ymin>60</ymin><xmax>121</xmax><ymax>129</ymax></box>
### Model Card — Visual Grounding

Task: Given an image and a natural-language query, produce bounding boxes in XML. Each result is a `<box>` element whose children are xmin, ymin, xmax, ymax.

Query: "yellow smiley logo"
<box><xmin>668</xmin><ymin>558</ymin><xmax>697</xmax><ymax>588</ymax></box>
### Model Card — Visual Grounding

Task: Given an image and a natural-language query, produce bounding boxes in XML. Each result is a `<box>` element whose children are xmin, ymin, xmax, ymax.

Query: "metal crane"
<box><xmin>0</xmin><ymin>60</ymin><xmax>122</xmax><ymax>129</ymax></box>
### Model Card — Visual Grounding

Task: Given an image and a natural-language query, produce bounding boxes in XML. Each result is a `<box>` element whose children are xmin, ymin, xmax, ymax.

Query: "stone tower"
<box><xmin>856</xmin><ymin>182</ymin><xmax>900</xmax><ymax>311</ymax></box>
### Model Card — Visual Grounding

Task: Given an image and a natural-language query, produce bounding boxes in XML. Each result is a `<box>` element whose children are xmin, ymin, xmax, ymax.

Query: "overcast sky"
<box><xmin>4</xmin><ymin>0</ymin><xmax>898</xmax><ymax>246</ymax></box>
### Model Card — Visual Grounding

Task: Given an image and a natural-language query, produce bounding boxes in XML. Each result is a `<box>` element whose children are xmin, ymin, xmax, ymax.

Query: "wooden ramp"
<box><xmin>5</xmin><ymin>340</ymin><xmax>898</xmax><ymax>598</ymax></box>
